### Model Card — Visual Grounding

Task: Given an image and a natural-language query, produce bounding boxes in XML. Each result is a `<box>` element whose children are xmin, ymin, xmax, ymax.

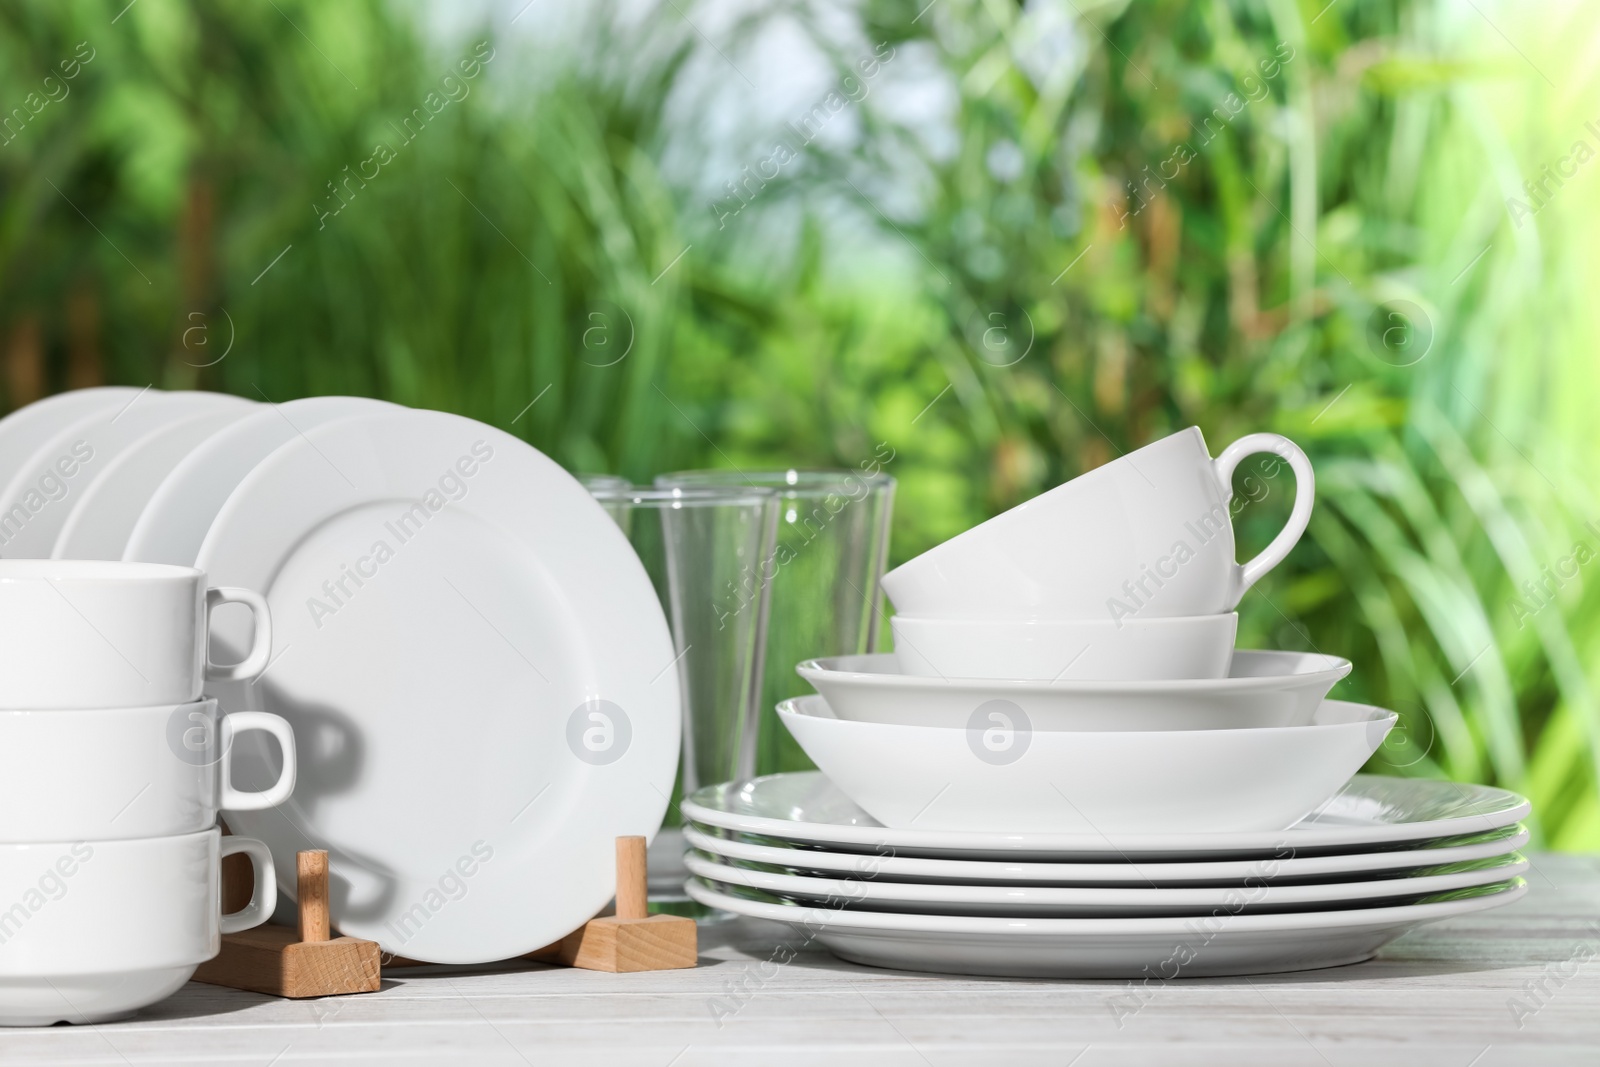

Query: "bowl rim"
<box><xmin>779</xmin><ymin>693</ymin><xmax>1395</xmax><ymax>738</ymax></box>
<box><xmin>797</xmin><ymin>649</ymin><xmax>1351</xmax><ymax>693</ymax></box>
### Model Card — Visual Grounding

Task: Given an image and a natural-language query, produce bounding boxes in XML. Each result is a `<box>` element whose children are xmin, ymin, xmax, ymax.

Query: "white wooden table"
<box><xmin>6</xmin><ymin>852</ymin><xmax>1597</xmax><ymax>1066</ymax></box>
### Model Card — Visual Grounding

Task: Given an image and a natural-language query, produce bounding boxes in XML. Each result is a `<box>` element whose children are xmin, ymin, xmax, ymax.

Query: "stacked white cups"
<box><xmin>0</xmin><ymin>560</ymin><xmax>295</xmax><ymax>1026</ymax></box>
<box><xmin>881</xmin><ymin>428</ymin><xmax>1315</xmax><ymax>681</ymax></box>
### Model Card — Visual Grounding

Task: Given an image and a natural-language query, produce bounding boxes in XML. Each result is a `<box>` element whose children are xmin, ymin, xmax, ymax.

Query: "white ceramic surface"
<box><xmin>0</xmin><ymin>560</ymin><xmax>273</xmax><ymax>709</ymax></box>
<box><xmin>880</xmin><ymin>427</ymin><xmax>1314</xmax><ymax>619</ymax></box>
<box><xmin>778</xmin><ymin>696</ymin><xmax>1393</xmax><ymax>834</ymax></box>
<box><xmin>685</xmin><ymin>877</ymin><xmax>1527</xmax><ymax>979</ymax></box>
<box><xmin>124</xmin><ymin>396</ymin><xmax>397</xmax><ymax>566</ymax></box>
<box><xmin>682</xmin><ymin>771</ymin><xmax>1532</xmax><ymax>860</ymax></box>
<box><xmin>0</xmin><ymin>829</ymin><xmax>275</xmax><ymax>1025</ymax></box>
<box><xmin>684</xmin><ymin>823</ymin><xmax>1531</xmax><ymax>886</ymax></box>
<box><xmin>797</xmin><ymin>650</ymin><xmax>1350</xmax><ymax>730</ymax></box>
<box><xmin>683</xmin><ymin>850</ymin><xmax>1528</xmax><ymax>917</ymax></box>
<box><xmin>891</xmin><ymin>613</ymin><xmax>1238</xmax><ymax>681</ymax></box>
<box><xmin>0</xmin><ymin>391</ymin><xmax>251</xmax><ymax>559</ymax></box>
<box><xmin>200</xmin><ymin>408</ymin><xmax>680</xmax><ymax>964</ymax></box>
<box><xmin>53</xmin><ymin>407</ymin><xmax>250</xmax><ymax>561</ymax></box>
<box><xmin>0</xmin><ymin>387</ymin><xmax>142</xmax><ymax>491</ymax></box>
<box><xmin>0</xmin><ymin>701</ymin><xmax>296</xmax><ymax>841</ymax></box>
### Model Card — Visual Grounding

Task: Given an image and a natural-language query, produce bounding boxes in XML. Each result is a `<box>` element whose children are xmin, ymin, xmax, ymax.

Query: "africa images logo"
<box><xmin>304</xmin><ymin>440</ymin><xmax>495</xmax><ymax>628</ymax></box>
<box><xmin>966</xmin><ymin>699</ymin><xmax>1031</xmax><ymax>766</ymax></box>
<box><xmin>566</xmin><ymin>699</ymin><xmax>632</xmax><ymax>766</ymax></box>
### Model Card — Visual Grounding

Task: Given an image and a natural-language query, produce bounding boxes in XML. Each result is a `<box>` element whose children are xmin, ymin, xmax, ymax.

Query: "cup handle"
<box><xmin>1211</xmin><ymin>433</ymin><xmax>1316</xmax><ymax>608</ymax></box>
<box><xmin>206</xmin><ymin>587</ymin><xmax>273</xmax><ymax>684</ymax></box>
<box><xmin>220</xmin><ymin>711</ymin><xmax>297</xmax><ymax>811</ymax></box>
<box><xmin>219</xmin><ymin>836</ymin><xmax>277</xmax><ymax>935</ymax></box>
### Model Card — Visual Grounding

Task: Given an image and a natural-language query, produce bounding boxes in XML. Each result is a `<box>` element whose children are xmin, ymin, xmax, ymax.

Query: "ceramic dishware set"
<box><xmin>0</xmin><ymin>388</ymin><xmax>681</xmax><ymax>1004</ymax></box>
<box><xmin>0</xmin><ymin>391</ymin><xmax>1533</xmax><ymax>999</ymax></box>
<box><xmin>0</xmin><ymin>558</ymin><xmax>291</xmax><ymax>1025</ymax></box>
<box><xmin>683</xmin><ymin>428</ymin><xmax>1532</xmax><ymax>977</ymax></box>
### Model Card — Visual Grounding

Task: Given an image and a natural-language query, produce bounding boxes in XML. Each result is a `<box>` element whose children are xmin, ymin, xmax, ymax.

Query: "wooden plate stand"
<box><xmin>536</xmin><ymin>836</ymin><xmax>698</xmax><ymax>972</ymax></box>
<box><xmin>195</xmin><ymin>835</ymin><xmax>695</xmax><ymax>999</ymax></box>
<box><xmin>193</xmin><ymin>849</ymin><xmax>382</xmax><ymax>998</ymax></box>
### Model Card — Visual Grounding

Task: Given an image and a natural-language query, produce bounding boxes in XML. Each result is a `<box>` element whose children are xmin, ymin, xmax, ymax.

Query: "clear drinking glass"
<box><xmin>655</xmin><ymin>469</ymin><xmax>896</xmax><ymax>775</ymax></box>
<box><xmin>588</xmin><ymin>485</ymin><xmax>779</xmax><ymax>903</ymax></box>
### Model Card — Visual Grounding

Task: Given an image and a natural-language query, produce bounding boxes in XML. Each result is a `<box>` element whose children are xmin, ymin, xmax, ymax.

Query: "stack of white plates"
<box><xmin>0</xmin><ymin>388</ymin><xmax>681</xmax><ymax>964</ymax></box>
<box><xmin>676</xmin><ymin>425</ymin><xmax>1533</xmax><ymax>978</ymax></box>
<box><xmin>682</xmin><ymin>772</ymin><xmax>1529</xmax><ymax>978</ymax></box>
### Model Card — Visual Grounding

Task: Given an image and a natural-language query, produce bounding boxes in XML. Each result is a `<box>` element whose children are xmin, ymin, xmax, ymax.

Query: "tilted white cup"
<box><xmin>0</xmin><ymin>828</ymin><xmax>275</xmax><ymax>1026</ymax></box>
<box><xmin>880</xmin><ymin>428</ymin><xmax>1314</xmax><ymax>619</ymax></box>
<box><xmin>0</xmin><ymin>700</ymin><xmax>296</xmax><ymax>842</ymax></box>
<box><xmin>891</xmin><ymin>613</ymin><xmax>1237</xmax><ymax>681</ymax></box>
<box><xmin>0</xmin><ymin>560</ymin><xmax>272</xmax><ymax>709</ymax></box>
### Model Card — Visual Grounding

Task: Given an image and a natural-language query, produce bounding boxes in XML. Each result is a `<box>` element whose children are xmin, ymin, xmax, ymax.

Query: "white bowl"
<box><xmin>0</xmin><ymin>829</ymin><xmax>275</xmax><ymax>1026</ymax></box>
<box><xmin>797</xmin><ymin>650</ymin><xmax>1350</xmax><ymax>730</ymax></box>
<box><xmin>879</xmin><ymin>427</ymin><xmax>1315</xmax><ymax>618</ymax></box>
<box><xmin>0</xmin><ymin>559</ymin><xmax>272</xmax><ymax>709</ymax></box>
<box><xmin>777</xmin><ymin>695</ymin><xmax>1395</xmax><ymax>834</ymax></box>
<box><xmin>0</xmin><ymin>701</ymin><xmax>297</xmax><ymax>842</ymax></box>
<box><xmin>891</xmin><ymin>613</ymin><xmax>1237</xmax><ymax>681</ymax></box>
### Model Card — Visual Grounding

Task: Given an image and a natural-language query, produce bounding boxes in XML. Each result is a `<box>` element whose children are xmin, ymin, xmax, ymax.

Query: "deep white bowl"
<box><xmin>0</xmin><ymin>829</ymin><xmax>275</xmax><ymax>1026</ymax></box>
<box><xmin>797</xmin><ymin>650</ymin><xmax>1350</xmax><ymax>731</ymax></box>
<box><xmin>892</xmin><ymin>613</ymin><xmax>1237</xmax><ymax>681</ymax></box>
<box><xmin>777</xmin><ymin>695</ymin><xmax>1394</xmax><ymax>834</ymax></box>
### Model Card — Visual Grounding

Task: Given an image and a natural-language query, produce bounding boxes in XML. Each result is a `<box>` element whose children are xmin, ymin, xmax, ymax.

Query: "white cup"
<box><xmin>0</xmin><ymin>700</ymin><xmax>296</xmax><ymax>841</ymax></box>
<box><xmin>881</xmin><ymin>428</ymin><xmax>1314</xmax><ymax>619</ymax></box>
<box><xmin>0</xmin><ymin>828</ymin><xmax>275</xmax><ymax>1026</ymax></box>
<box><xmin>0</xmin><ymin>560</ymin><xmax>272</xmax><ymax>709</ymax></box>
<box><xmin>891</xmin><ymin>613</ymin><xmax>1237</xmax><ymax>681</ymax></box>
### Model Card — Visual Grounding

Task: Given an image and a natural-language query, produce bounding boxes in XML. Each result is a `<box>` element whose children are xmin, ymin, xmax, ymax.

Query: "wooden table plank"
<box><xmin>1</xmin><ymin>852</ymin><xmax>1595</xmax><ymax>1065</ymax></box>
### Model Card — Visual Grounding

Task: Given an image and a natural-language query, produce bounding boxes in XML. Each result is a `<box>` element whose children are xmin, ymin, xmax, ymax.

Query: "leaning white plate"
<box><xmin>779</xmin><ymin>695</ymin><xmax>1392</xmax><ymax>834</ymax></box>
<box><xmin>798</xmin><ymin>650</ymin><xmax>1351</xmax><ymax>730</ymax></box>
<box><xmin>0</xmin><ymin>391</ymin><xmax>250</xmax><ymax>558</ymax></box>
<box><xmin>201</xmin><ymin>408</ymin><xmax>680</xmax><ymax>964</ymax></box>
<box><xmin>685</xmin><ymin>877</ymin><xmax>1528</xmax><ymax>979</ymax></box>
<box><xmin>682</xmin><ymin>824</ymin><xmax>1532</xmax><ymax>886</ymax></box>
<box><xmin>124</xmin><ymin>395</ymin><xmax>396</xmax><ymax>566</ymax></box>
<box><xmin>683</xmin><ymin>850</ymin><xmax>1528</xmax><ymax>917</ymax></box>
<box><xmin>681</xmin><ymin>772</ymin><xmax>1531</xmax><ymax>860</ymax></box>
<box><xmin>0</xmin><ymin>387</ymin><xmax>143</xmax><ymax>492</ymax></box>
<box><xmin>53</xmin><ymin>406</ymin><xmax>252</xmax><ymax>560</ymax></box>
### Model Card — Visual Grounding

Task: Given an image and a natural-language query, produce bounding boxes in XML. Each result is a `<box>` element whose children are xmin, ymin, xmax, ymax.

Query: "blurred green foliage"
<box><xmin>3</xmin><ymin>0</ymin><xmax>1596</xmax><ymax>847</ymax></box>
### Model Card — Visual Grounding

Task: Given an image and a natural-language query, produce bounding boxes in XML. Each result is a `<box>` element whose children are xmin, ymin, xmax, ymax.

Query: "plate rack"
<box><xmin>195</xmin><ymin>835</ymin><xmax>695</xmax><ymax>999</ymax></box>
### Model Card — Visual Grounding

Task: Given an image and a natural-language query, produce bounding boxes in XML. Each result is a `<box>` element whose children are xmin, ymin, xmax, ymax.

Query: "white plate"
<box><xmin>798</xmin><ymin>650</ymin><xmax>1351</xmax><ymax>730</ymax></box>
<box><xmin>683</xmin><ymin>850</ymin><xmax>1528</xmax><ymax>917</ymax></box>
<box><xmin>779</xmin><ymin>695</ymin><xmax>1393</xmax><ymax>834</ymax></box>
<box><xmin>682</xmin><ymin>772</ymin><xmax>1531</xmax><ymax>860</ymax></box>
<box><xmin>685</xmin><ymin>877</ymin><xmax>1529</xmax><ymax>978</ymax></box>
<box><xmin>124</xmin><ymin>396</ymin><xmax>396</xmax><ymax>566</ymax></box>
<box><xmin>0</xmin><ymin>391</ymin><xmax>250</xmax><ymax>558</ymax></box>
<box><xmin>682</xmin><ymin>824</ymin><xmax>1533</xmax><ymax>886</ymax></box>
<box><xmin>201</xmin><ymin>408</ymin><xmax>680</xmax><ymax>964</ymax></box>
<box><xmin>53</xmin><ymin>407</ymin><xmax>252</xmax><ymax>560</ymax></box>
<box><xmin>0</xmin><ymin>386</ymin><xmax>143</xmax><ymax>489</ymax></box>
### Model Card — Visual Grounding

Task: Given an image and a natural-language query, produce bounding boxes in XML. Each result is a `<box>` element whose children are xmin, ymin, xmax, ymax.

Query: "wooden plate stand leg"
<box><xmin>193</xmin><ymin>849</ymin><xmax>383</xmax><ymax>998</ymax></box>
<box><xmin>535</xmin><ymin>835</ymin><xmax>699</xmax><ymax>972</ymax></box>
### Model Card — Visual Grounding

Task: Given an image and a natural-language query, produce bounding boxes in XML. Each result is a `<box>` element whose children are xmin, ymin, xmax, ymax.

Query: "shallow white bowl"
<box><xmin>891</xmin><ymin>613</ymin><xmax>1237</xmax><ymax>681</ymax></box>
<box><xmin>777</xmin><ymin>695</ymin><xmax>1394</xmax><ymax>834</ymax></box>
<box><xmin>797</xmin><ymin>650</ymin><xmax>1350</xmax><ymax>730</ymax></box>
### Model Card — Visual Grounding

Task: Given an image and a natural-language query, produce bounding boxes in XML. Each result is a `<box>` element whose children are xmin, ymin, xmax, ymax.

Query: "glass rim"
<box><xmin>654</xmin><ymin>468</ymin><xmax>895</xmax><ymax>493</ymax></box>
<box><xmin>587</xmin><ymin>484</ymin><xmax>780</xmax><ymax>508</ymax></box>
